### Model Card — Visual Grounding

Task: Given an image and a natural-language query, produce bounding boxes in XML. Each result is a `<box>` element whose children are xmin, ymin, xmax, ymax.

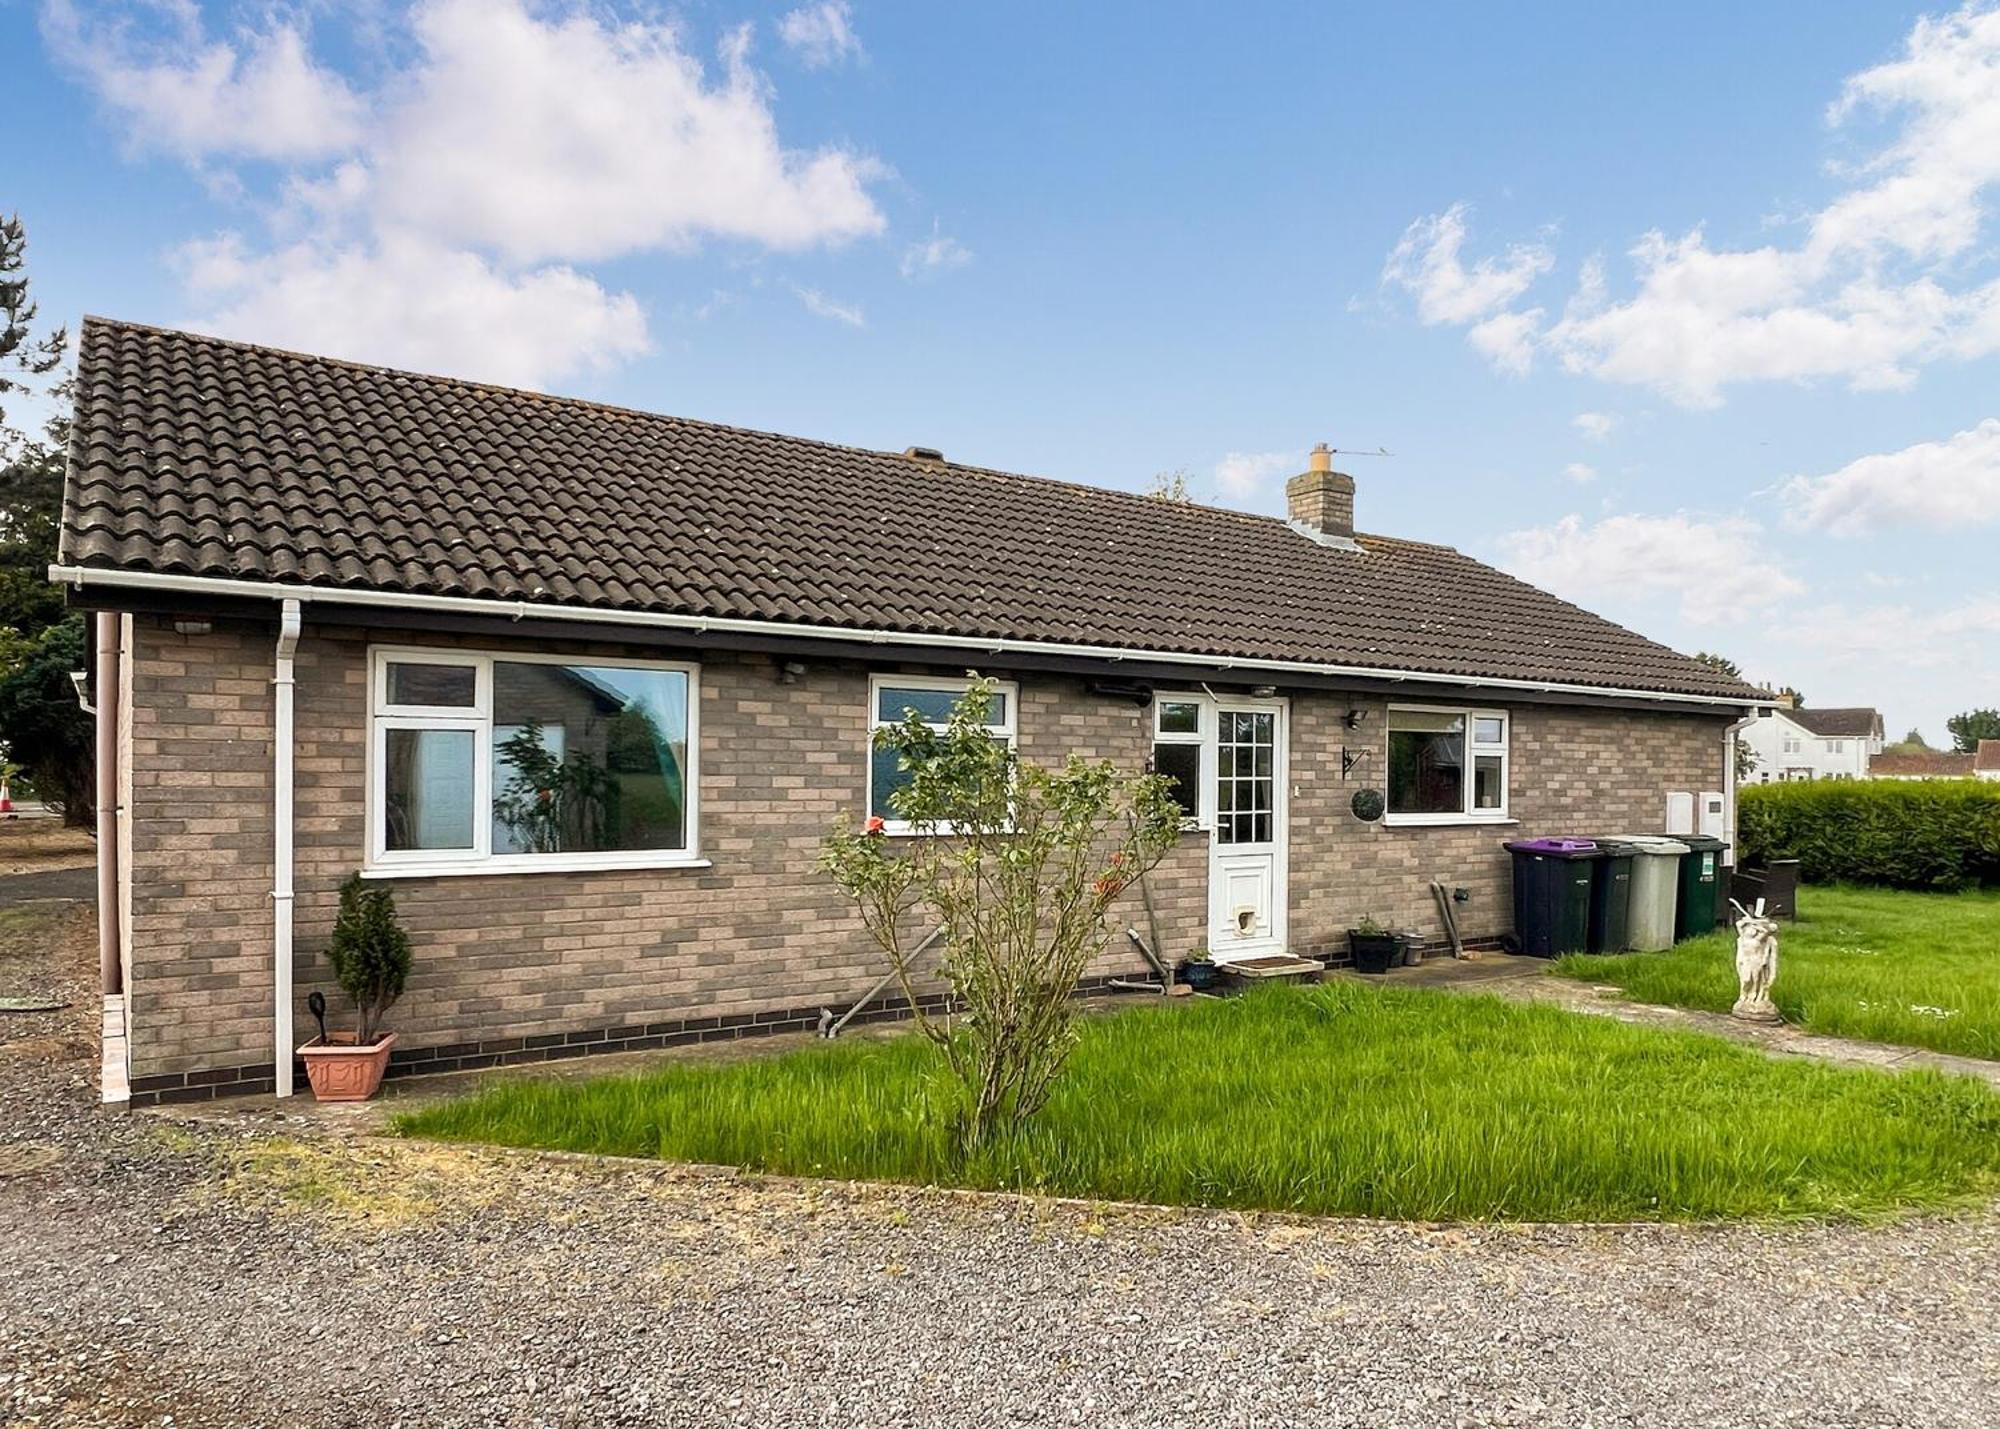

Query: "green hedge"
<box><xmin>1738</xmin><ymin>780</ymin><xmax>2000</xmax><ymax>889</ymax></box>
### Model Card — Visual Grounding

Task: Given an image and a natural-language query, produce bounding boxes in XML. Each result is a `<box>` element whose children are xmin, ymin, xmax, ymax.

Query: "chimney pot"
<box><xmin>1286</xmin><ymin>447</ymin><xmax>1357</xmax><ymax>548</ymax></box>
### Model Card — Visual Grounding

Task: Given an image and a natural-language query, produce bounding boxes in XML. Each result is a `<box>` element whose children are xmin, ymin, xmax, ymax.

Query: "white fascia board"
<box><xmin>48</xmin><ymin>564</ymin><xmax>1768</xmax><ymax>712</ymax></box>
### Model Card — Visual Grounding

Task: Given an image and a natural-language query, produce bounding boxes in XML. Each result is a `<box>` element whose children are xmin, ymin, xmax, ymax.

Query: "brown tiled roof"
<box><xmin>1978</xmin><ymin>740</ymin><xmax>2000</xmax><ymax>773</ymax></box>
<box><xmin>60</xmin><ymin>319</ymin><xmax>1767</xmax><ymax>702</ymax></box>
<box><xmin>1787</xmin><ymin>707</ymin><xmax>1882</xmax><ymax>738</ymax></box>
<box><xmin>1870</xmin><ymin>751</ymin><xmax>1976</xmax><ymax>778</ymax></box>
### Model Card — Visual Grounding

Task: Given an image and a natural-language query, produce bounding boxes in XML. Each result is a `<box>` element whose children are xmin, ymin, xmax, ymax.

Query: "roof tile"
<box><xmin>61</xmin><ymin>318</ymin><xmax>1767</xmax><ymax>701</ymax></box>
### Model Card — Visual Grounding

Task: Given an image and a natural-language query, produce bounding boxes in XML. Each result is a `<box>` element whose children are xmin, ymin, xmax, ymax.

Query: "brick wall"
<box><xmin>120</xmin><ymin>613</ymin><xmax>1725</xmax><ymax>1091</ymax></box>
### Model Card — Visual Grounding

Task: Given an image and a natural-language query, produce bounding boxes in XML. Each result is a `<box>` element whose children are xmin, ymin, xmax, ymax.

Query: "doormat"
<box><xmin>1224</xmin><ymin>956</ymin><xmax>1326</xmax><ymax>979</ymax></box>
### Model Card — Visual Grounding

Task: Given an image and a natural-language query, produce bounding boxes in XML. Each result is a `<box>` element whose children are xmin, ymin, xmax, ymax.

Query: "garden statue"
<box><xmin>1730</xmin><ymin>898</ymin><xmax>1781</xmax><ymax>1024</ymax></box>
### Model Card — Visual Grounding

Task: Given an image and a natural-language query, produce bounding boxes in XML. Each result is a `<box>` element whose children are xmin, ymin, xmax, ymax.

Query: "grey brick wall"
<box><xmin>121</xmin><ymin>613</ymin><xmax>1726</xmax><ymax>1084</ymax></box>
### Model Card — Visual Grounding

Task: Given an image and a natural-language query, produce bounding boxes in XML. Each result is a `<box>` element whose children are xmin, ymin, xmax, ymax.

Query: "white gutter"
<box><xmin>49</xmin><ymin>565</ymin><xmax>1769</xmax><ymax>712</ymax></box>
<box><xmin>272</xmin><ymin>598</ymin><xmax>301</xmax><ymax>1098</ymax></box>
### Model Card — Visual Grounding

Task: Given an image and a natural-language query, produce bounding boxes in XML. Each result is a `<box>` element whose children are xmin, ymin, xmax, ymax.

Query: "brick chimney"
<box><xmin>1286</xmin><ymin>443</ymin><xmax>1358</xmax><ymax>549</ymax></box>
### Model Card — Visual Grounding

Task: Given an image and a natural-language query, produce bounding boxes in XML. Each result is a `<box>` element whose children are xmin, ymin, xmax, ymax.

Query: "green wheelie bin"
<box><xmin>1674</xmin><ymin>834</ymin><xmax>1729</xmax><ymax>941</ymax></box>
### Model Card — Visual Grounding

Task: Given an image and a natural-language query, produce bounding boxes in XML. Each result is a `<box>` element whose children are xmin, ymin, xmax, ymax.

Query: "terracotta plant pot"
<box><xmin>297</xmin><ymin>1032</ymin><xmax>397</xmax><ymax>1101</ymax></box>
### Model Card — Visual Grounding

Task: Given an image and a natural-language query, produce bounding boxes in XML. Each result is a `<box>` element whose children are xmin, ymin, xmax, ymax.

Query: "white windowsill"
<box><xmin>359</xmin><ymin>855</ymin><xmax>714</xmax><ymax>880</ymax></box>
<box><xmin>1380</xmin><ymin>813</ymin><xmax>1519</xmax><ymax>829</ymax></box>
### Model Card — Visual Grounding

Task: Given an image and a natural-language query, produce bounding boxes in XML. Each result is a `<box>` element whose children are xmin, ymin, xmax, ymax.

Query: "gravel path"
<box><xmin>4</xmin><ymin>891</ymin><xmax>1998</xmax><ymax>1426</ymax></box>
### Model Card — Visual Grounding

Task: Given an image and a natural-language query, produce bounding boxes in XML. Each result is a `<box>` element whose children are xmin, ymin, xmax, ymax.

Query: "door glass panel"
<box><xmin>1216</xmin><ymin>710</ymin><xmax>1276</xmax><ymax>846</ymax></box>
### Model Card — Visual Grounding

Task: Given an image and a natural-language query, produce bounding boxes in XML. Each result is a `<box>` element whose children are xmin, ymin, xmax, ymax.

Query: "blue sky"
<box><xmin>7</xmin><ymin>1</ymin><xmax>1999</xmax><ymax>737</ymax></box>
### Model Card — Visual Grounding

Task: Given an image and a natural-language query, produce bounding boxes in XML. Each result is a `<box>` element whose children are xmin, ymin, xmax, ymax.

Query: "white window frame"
<box><xmin>1151</xmin><ymin>694</ymin><xmax>1212</xmax><ymax>831</ymax></box>
<box><xmin>364</xmin><ymin>645</ymin><xmax>705</xmax><ymax>878</ymax></box>
<box><xmin>1383</xmin><ymin>703</ymin><xmax>1512</xmax><ymax>827</ymax></box>
<box><xmin>867</xmin><ymin>673</ymin><xmax>1019</xmax><ymax>835</ymax></box>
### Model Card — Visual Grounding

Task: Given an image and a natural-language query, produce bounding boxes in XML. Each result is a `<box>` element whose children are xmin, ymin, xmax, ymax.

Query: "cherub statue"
<box><xmin>1730</xmin><ymin>898</ymin><xmax>1781</xmax><ymax>1024</ymax></box>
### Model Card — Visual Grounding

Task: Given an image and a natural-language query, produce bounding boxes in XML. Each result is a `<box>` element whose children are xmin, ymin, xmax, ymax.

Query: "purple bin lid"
<box><xmin>1507</xmin><ymin>837</ymin><xmax>1598</xmax><ymax>853</ymax></box>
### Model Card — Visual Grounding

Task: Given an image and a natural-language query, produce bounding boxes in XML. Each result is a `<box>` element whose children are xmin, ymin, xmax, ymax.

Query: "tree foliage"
<box><xmin>0</xmin><ymin>215</ymin><xmax>87</xmax><ymax>821</ymax></box>
<box><xmin>326</xmin><ymin>873</ymin><xmax>414</xmax><ymax>1044</ymax></box>
<box><xmin>0</xmin><ymin>615</ymin><xmax>91</xmax><ymax>821</ymax></box>
<box><xmin>1692</xmin><ymin>650</ymin><xmax>1741</xmax><ymax>679</ymax></box>
<box><xmin>1945</xmin><ymin>708</ymin><xmax>2000</xmax><ymax>755</ymax></box>
<box><xmin>820</xmin><ymin>677</ymin><xmax>1183</xmax><ymax>1155</ymax></box>
<box><xmin>0</xmin><ymin>214</ymin><xmax>67</xmax><ymax>451</ymax></box>
<box><xmin>1144</xmin><ymin>468</ymin><xmax>1193</xmax><ymax>502</ymax></box>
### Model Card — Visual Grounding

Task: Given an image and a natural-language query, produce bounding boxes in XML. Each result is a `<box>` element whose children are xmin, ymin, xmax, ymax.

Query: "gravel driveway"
<box><xmin>3</xmin><ymin>894</ymin><xmax>1998</xmax><ymax>1426</ymax></box>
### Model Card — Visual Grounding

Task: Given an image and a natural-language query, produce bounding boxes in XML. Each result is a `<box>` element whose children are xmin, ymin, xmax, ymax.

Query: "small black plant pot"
<box><xmin>1179</xmin><ymin>960</ymin><xmax>1217</xmax><ymax>991</ymax></box>
<box><xmin>1349</xmin><ymin>932</ymin><xmax>1401</xmax><ymax>975</ymax></box>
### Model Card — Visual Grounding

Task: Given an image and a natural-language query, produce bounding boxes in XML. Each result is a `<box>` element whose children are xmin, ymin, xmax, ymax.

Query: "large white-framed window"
<box><xmin>366</xmin><ymin>646</ymin><xmax>703</xmax><ymax>877</ymax></box>
<box><xmin>1384</xmin><ymin>704</ymin><xmax>1510</xmax><ymax>825</ymax></box>
<box><xmin>867</xmin><ymin>673</ymin><xmax>1019</xmax><ymax>833</ymax></box>
<box><xmin>1150</xmin><ymin>694</ymin><xmax>1210</xmax><ymax>828</ymax></box>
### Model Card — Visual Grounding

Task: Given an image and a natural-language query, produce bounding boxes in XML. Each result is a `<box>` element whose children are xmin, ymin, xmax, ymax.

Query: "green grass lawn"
<box><xmin>1554</xmin><ymin>885</ymin><xmax>2000</xmax><ymax>1060</ymax></box>
<box><xmin>398</xmin><ymin>982</ymin><xmax>2000</xmax><ymax>1223</ymax></box>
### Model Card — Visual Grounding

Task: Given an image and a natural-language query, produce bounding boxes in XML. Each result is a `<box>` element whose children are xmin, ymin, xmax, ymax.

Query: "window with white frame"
<box><xmin>1150</xmin><ymin>697</ymin><xmax>1206</xmax><ymax>824</ymax></box>
<box><xmin>868</xmin><ymin>675</ymin><xmax>1018</xmax><ymax>828</ymax></box>
<box><xmin>369</xmin><ymin>649</ymin><xmax>698</xmax><ymax>871</ymax></box>
<box><xmin>1385</xmin><ymin>706</ymin><xmax>1508</xmax><ymax>821</ymax></box>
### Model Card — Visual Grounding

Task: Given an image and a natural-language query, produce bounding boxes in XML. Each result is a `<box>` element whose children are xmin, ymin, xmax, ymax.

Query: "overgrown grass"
<box><xmin>399</xmin><ymin>982</ymin><xmax>2000</xmax><ymax>1223</ymax></box>
<box><xmin>1556</xmin><ymin>885</ymin><xmax>2000</xmax><ymax>1060</ymax></box>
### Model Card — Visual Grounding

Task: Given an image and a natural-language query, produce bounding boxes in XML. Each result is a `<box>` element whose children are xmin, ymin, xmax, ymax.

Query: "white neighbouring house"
<box><xmin>1740</xmin><ymin>705</ymin><xmax>1884</xmax><ymax>783</ymax></box>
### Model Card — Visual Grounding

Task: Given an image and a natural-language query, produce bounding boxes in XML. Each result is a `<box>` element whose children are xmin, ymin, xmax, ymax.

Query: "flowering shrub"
<box><xmin>821</xmin><ymin>676</ymin><xmax>1182</xmax><ymax>1153</ymax></box>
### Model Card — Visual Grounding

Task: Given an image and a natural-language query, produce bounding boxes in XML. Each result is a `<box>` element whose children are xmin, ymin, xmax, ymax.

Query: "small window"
<box><xmin>385</xmin><ymin>659</ymin><xmax>478</xmax><ymax>709</ymax></box>
<box><xmin>1387</xmin><ymin>707</ymin><xmax>1507</xmax><ymax>821</ymax></box>
<box><xmin>868</xmin><ymin>677</ymin><xmax>1019</xmax><ymax>827</ymax></box>
<box><xmin>1151</xmin><ymin>699</ymin><xmax>1206</xmax><ymax>823</ymax></box>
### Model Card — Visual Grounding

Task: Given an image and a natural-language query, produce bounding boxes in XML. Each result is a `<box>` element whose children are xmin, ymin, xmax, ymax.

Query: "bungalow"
<box><xmin>56</xmin><ymin>320</ymin><xmax>1769</xmax><ymax>1106</ymax></box>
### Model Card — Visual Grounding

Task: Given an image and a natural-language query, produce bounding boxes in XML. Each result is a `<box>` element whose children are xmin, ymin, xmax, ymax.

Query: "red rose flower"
<box><xmin>865</xmin><ymin>815</ymin><xmax>886</xmax><ymax>834</ymax></box>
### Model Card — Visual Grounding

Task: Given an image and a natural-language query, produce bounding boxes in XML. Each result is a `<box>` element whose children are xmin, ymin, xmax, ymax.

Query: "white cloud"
<box><xmin>1572</xmin><ymin>411</ymin><xmax>1618</xmax><ymax>441</ymax></box>
<box><xmin>1496</xmin><ymin>512</ymin><xmax>1805</xmax><ymax>623</ymax></box>
<box><xmin>1562</xmin><ymin>462</ymin><xmax>1598</xmax><ymax>484</ymax></box>
<box><xmin>901</xmin><ymin>225</ymin><xmax>973</xmax><ymax>280</ymax></box>
<box><xmin>778</xmin><ymin>2</ymin><xmax>863</xmax><ymax>69</ymax></box>
<box><xmin>47</xmin><ymin>0</ymin><xmax>893</xmax><ymax>390</ymax></box>
<box><xmin>173</xmin><ymin>233</ymin><xmax>650</xmax><ymax>391</ymax></box>
<box><xmin>1214</xmin><ymin>450</ymin><xmax>1296</xmax><ymax>499</ymax></box>
<box><xmin>1466</xmin><ymin>308</ymin><xmax>1543</xmax><ymax>377</ymax></box>
<box><xmin>42</xmin><ymin>1</ymin><xmax>365</xmax><ymax>161</ymax></box>
<box><xmin>372</xmin><ymin>0</ymin><xmax>886</xmax><ymax>265</ymax></box>
<box><xmin>1380</xmin><ymin>204</ymin><xmax>1554</xmax><ymax>327</ymax></box>
<box><xmin>1386</xmin><ymin>6</ymin><xmax>2000</xmax><ymax>405</ymax></box>
<box><xmin>792</xmin><ymin>285</ymin><xmax>866</xmax><ymax>327</ymax></box>
<box><xmin>1781</xmin><ymin>418</ymin><xmax>2000</xmax><ymax>534</ymax></box>
<box><xmin>1786</xmin><ymin>596</ymin><xmax>2000</xmax><ymax>667</ymax></box>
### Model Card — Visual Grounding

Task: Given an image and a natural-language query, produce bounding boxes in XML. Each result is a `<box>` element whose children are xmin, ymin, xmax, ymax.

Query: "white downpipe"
<box><xmin>1721</xmin><ymin>711</ymin><xmax>1758</xmax><ymax>871</ymax></box>
<box><xmin>47</xmin><ymin>564</ymin><xmax>1768</xmax><ymax>712</ymax></box>
<box><xmin>273</xmin><ymin>599</ymin><xmax>302</xmax><ymax>1098</ymax></box>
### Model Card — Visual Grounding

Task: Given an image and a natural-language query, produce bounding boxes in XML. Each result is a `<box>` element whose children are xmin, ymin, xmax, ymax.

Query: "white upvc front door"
<box><xmin>1207</xmin><ymin>699</ymin><xmax>1288</xmax><ymax>962</ymax></box>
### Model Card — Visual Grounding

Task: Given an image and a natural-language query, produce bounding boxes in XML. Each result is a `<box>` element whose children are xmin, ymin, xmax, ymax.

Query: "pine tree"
<box><xmin>326</xmin><ymin>874</ymin><xmax>414</xmax><ymax>1044</ymax></box>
